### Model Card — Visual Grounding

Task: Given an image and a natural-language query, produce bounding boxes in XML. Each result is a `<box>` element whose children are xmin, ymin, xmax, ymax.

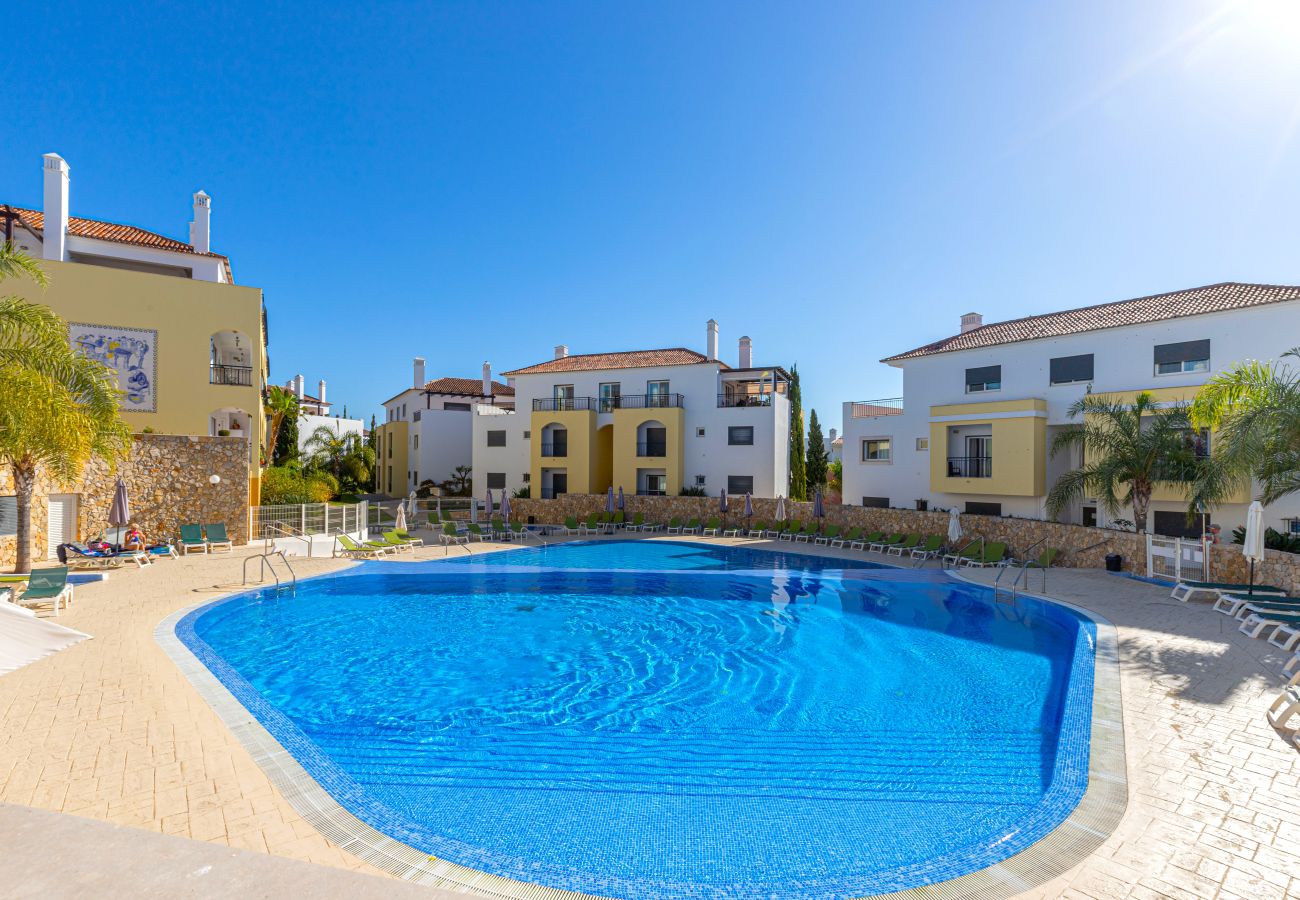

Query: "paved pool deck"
<box><xmin>0</xmin><ymin>534</ymin><xmax>1297</xmax><ymax>898</ymax></box>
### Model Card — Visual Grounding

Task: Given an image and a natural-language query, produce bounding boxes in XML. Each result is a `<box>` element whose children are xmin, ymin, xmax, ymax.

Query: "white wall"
<box><xmin>842</xmin><ymin>300</ymin><xmax>1300</xmax><ymax>532</ymax></box>
<box><xmin>414</xmin><ymin>408</ymin><xmax>474</xmax><ymax>489</ymax></box>
<box><xmin>297</xmin><ymin>414</ymin><xmax>364</xmax><ymax>453</ymax></box>
<box><xmin>471</xmin><ymin>405</ymin><xmax>529</xmax><ymax>498</ymax></box>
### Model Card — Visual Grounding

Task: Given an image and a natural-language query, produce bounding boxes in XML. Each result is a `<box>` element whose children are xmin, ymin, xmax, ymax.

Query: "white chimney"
<box><xmin>42</xmin><ymin>153</ymin><xmax>70</xmax><ymax>262</ymax></box>
<box><xmin>293</xmin><ymin>374</ymin><xmax>305</xmax><ymax>399</ymax></box>
<box><xmin>482</xmin><ymin>361</ymin><xmax>492</xmax><ymax>397</ymax></box>
<box><xmin>706</xmin><ymin>319</ymin><xmax>719</xmax><ymax>361</ymax></box>
<box><xmin>413</xmin><ymin>357</ymin><xmax>426</xmax><ymax>389</ymax></box>
<box><xmin>554</xmin><ymin>344</ymin><xmax>568</xmax><ymax>359</ymax></box>
<box><xmin>960</xmin><ymin>312</ymin><xmax>984</xmax><ymax>333</ymax></box>
<box><xmin>317</xmin><ymin>379</ymin><xmax>326</xmax><ymax>405</ymax></box>
<box><xmin>738</xmin><ymin>335</ymin><xmax>752</xmax><ymax>368</ymax></box>
<box><xmin>189</xmin><ymin>190</ymin><xmax>211</xmax><ymax>254</ymax></box>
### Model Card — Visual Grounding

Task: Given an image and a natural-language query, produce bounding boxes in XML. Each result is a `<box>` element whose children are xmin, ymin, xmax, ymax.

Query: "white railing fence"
<box><xmin>366</xmin><ymin>497</ymin><xmax>476</xmax><ymax>533</ymax></box>
<box><xmin>250</xmin><ymin>501</ymin><xmax>367</xmax><ymax>540</ymax></box>
<box><xmin>1146</xmin><ymin>533</ymin><xmax>1210</xmax><ymax>582</ymax></box>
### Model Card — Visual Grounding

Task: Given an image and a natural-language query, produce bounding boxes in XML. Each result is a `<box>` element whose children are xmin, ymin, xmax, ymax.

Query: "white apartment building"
<box><xmin>375</xmin><ymin>361</ymin><xmax>515</xmax><ymax>497</ymax></box>
<box><xmin>470</xmin><ymin>321</ymin><xmax>791</xmax><ymax>501</ymax></box>
<box><xmin>281</xmin><ymin>374</ymin><xmax>364</xmax><ymax>453</ymax></box>
<box><xmin>842</xmin><ymin>283</ymin><xmax>1300</xmax><ymax>537</ymax></box>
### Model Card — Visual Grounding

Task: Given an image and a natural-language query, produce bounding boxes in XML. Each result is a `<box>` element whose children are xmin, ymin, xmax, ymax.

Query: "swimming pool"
<box><xmin>175</xmin><ymin>541</ymin><xmax>1096</xmax><ymax>899</ymax></box>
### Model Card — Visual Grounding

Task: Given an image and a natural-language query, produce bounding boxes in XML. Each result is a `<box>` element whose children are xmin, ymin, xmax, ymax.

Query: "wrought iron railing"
<box><xmin>211</xmin><ymin>364</ymin><xmax>253</xmax><ymax>386</ymax></box>
<box><xmin>850</xmin><ymin>397</ymin><xmax>904</xmax><ymax>417</ymax></box>
<box><xmin>717</xmin><ymin>392</ymin><xmax>773</xmax><ymax>408</ymax></box>
<box><xmin>637</xmin><ymin>442</ymin><xmax>668</xmax><ymax>457</ymax></box>
<box><xmin>636</xmin><ymin>488</ymin><xmax>667</xmax><ymax>496</ymax></box>
<box><xmin>532</xmin><ymin>397</ymin><xmax>597</xmax><ymax>411</ymax></box>
<box><xmin>947</xmin><ymin>456</ymin><xmax>993</xmax><ymax>478</ymax></box>
<box><xmin>540</xmin><ymin>443</ymin><xmax>567</xmax><ymax>457</ymax></box>
<box><xmin>617</xmin><ymin>393</ymin><xmax>685</xmax><ymax>409</ymax></box>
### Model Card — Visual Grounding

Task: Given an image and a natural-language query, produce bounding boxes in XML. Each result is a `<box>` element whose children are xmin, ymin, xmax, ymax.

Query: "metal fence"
<box><xmin>250</xmin><ymin>501</ymin><xmax>366</xmax><ymax>539</ymax></box>
<box><xmin>849</xmin><ymin>398</ymin><xmax>904</xmax><ymax>418</ymax></box>
<box><xmin>1146</xmin><ymin>533</ymin><xmax>1210</xmax><ymax>582</ymax></box>
<box><xmin>367</xmin><ymin>497</ymin><xmax>477</xmax><ymax>532</ymax></box>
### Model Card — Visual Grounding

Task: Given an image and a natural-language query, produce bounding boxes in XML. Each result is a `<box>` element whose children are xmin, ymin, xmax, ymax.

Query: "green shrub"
<box><xmin>679</xmin><ymin>485</ymin><xmax>708</xmax><ymax>497</ymax></box>
<box><xmin>261</xmin><ymin>466</ymin><xmax>338</xmax><ymax>505</ymax></box>
<box><xmin>306</xmin><ymin>471</ymin><xmax>339</xmax><ymax>503</ymax></box>
<box><xmin>1232</xmin><ymin>525</ymin><xmax>1300</xmax><ymax>554</ymax></box>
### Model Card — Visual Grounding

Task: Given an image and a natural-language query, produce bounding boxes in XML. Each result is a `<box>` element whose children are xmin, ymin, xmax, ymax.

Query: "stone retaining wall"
<box><xmin>511</xmin><ymin>494</ymin><xmax>1300</xmax><ymax>592</ymax></box>
<box><xmin>1</xmin><ymin>434</ymin><xmax>250</xmax><ymax>569</ymax></box>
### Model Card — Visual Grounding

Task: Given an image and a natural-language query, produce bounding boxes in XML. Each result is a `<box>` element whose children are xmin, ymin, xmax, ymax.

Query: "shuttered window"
<box><xmin>487</xmin><ymin>473</ymin><xmax>506</xmax><ymax>489</ymax></box>
<box><xmin>965</xmin><ymin>365</ymin><xmax>1001</xmax><ymax>393</ymax></box>
<box><xmin>727</xmin><ymin>476</ymin><xmax>754</xmax><ymax>495</ymax></box>
<box><xmin>487</xmin><ymin>430</ymin><xmax>506</xmax><ymax>447</ymax></box>
<box><xmin>1154</xmin><ymin>340</ymin><xmax>1210</xmax><ymax>375</ymax></box>
<box><xmin>0</xmin><ymin>496</ymin><xmax>15</xmax><ymax>537</ymax></box>
<box><xmin>1049</xmin><ymin>354</ymin><xmax>1094</xmax><ymax>385</ymax></box>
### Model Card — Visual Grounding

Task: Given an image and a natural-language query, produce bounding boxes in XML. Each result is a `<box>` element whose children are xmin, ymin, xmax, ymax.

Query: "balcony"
<box><xmin>850</xmin><ymin>397</ymin><xmax>903</xmax><ymax>418</ymax></box>
<box><xmin>210</xmin><ymin>364</ymin><xmax>253</xmax><ymax>386</ymax></box>
<box><xmin>636</xmin><ymin>488</ymin><xmax>667</xmax><ymax>496</ymax></box>
<box><xmin>717</xmin><ymin>392</ymin><xmax>773</xmax><ymax>408</ymax></box>
<box><xmin>947</xmin><ymin>456</ymin><xmax>993</xmax><ymax>478</ymax></box>
<box><xmin>540</xmin><ymin>443</ymin><xmax>568</xmax><ymax>458</ymax></box>
<box><xmin>637</xmin><ymin>442</ymin><xmax>668</xmax><ymax>458</ymax></box>
<box><xmin>617</xmin><ymin>393</ymin><xmax>685</xmax><ymax>410</ymax></box>
<box><xmin>533</xmin><ymin>397</ymin><xmax>598</xmax><ymax>412</ymax></box>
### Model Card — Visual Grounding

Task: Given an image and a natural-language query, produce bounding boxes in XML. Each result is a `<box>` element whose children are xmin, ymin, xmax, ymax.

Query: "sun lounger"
<box><xmin>942</xmin><ymin>540</ymin><xmax>981</xmax><ymax>567</ymax></box>
<box><xmin>814</xmin><ymin>526</ymin><xmax>841</xmax><ymax>546</ymax></box>
<box><xmin>203</xmin><ymin>523</ymin><xmax>234</xmax><ymax>553</ymax></box>
<box><xmin>1238</xmin><ymin>608</ymin><xmax>1300</xmax><ymax>640</ymax></box>
<box><xmin>611</xmin><ymin>512</ymin><xmax>625</xmax><ymax>529</ymax></box>
<box><xmin>870</xmin><ymin>533</ymin><xmax>903</xmax><ymax>553</ymax></box>
<box><xmin>440</xmin><ymin>523</ymin><xmax>469</xmax><ymax>545</ymax></box>
<box><xmin>701</xmin><ymin>518</ymin><xmax>722</xmax><ymax>537</ymax></box>
<box><xmin>888</xmin><ymin>534</ymin><xmax>923</xmax><ymax>556</ymax></box>
<box><xmin>380</xmin><ymin>531</ymin><xmax>416</xmax><ymax>552</ymax></box>
<box><xmin>1171</xmin><ymin>579</ymin><xmax>1289</xmax><ymax>603</ymax></box>
<box><xmin>779</xmin><ymin>521</ymin><xmax>801</xmax><ymax>542</ymax></box>
<box><xmin>796</xmin><ymin>523</ymin><xmax>819</xmax><ymax>543</ymax></box>
<box><xmin>909</xmin><ymin>535</ymin><xmax>945</xmax><ymax>560</ymax></box>
<box><xmin>963</xmin><ymin>541</ymin><xmax>1008</xmax><ymax>567</ymax></box>
<box><xmin>1284</xmin><ymin>649</ymin><xmax>1300</xmax><ymax>677</ymax></box>
<box><xmin>1213</xmin><ymin>593</ymin><xmax>1300</xmax><ymax>619</ymax></box>
<box><xmin>1265</xmin><ymin>671</ymin><xmax>1300</xmax><ymax>730</ymax></box>
<box><xmin>463</xmin><ymin>523</ymin><xmax>488</xmax><ymax>542</ymax></box>
<box><xmin>625</xmin><ymin>513</ymin><xmax>646</xmax><ymax>532</ymax></box>
<box><xmin>1272</xmin><ymin>624</ymin><xmax>1300</xmax><ymax>653</ymax></box>
<box><xmin>17</xmin><ymin>567</ymin><xmax>73</xmax><ymax>616</ymax></box>
<box><xmin>560</xmin><ymin>516</ymin><xmax>580</xmax><ymax>535</ymax></box>
<box><xmin>336</xmin><ymin>534</ymin><xmax>388</xmax><ymax>558</ymax></box>
<box><xmin>681</xmin><ymin>518</ymin><xmax>701</xmax><ymax>535</ymax></box>
<box><xmin>178</xmin><ymin>524</ymin><xmax>207</xmax><ymax>555</ymax></box>
<box><xmin>580</xmin><ymin>514</ymin><xmax>602</xmax><ymax>535</ymax></box>
<box><xmin>64</xmin><ymin>542</ymin><xmax>142</xmax><ymax>569</ymax></box>
<box><xmin>722</xmin><ymin>521</ymin><xmax>742</xmax><ymax>538</ymax></box>
<box><xmin>829</xmin><ymin>526</ymin><xmax>859</xmax><ymax>548</ymax></box>
<box><xmin>394</xmin><ymin>528</ymin><xmax>424</xmax><ymax>547</ymax></box>
<box><xmin>851</xmin><ymin>531</ymin><xmax>881</xmax><ymax>551</ymax></box>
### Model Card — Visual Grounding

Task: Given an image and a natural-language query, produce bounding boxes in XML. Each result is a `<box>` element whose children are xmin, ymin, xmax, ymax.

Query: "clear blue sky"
<box><xmin>6</xmin><ymin>1</ymin><xmax>1300</xmax><ymax>433</ymax></box>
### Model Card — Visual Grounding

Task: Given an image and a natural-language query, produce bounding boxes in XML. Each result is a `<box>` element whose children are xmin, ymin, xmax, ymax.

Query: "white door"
<box><xmin>47</xmin><ymin>494</ymin><xmax>78</xmax><ymax>558</ymax></box>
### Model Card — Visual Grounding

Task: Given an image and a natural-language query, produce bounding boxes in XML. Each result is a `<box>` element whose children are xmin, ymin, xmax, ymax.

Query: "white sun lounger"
<box><xmin>1172</xmin><ymin>580</ymin><xmax>1288</xmax><ymax>603</ymax></box>
<box><xmin>1239</xmin><ymin>612</ymin><xmax>1300</xmax><ymax>641</ymax></box>
<box><xmin>1270</xmin><ymin>624</ymin><xmax>1300</xmax><ymax>653</ymax></box>
<box><xmin>1266</xmin><ymin>671</ymin><xmax>1300</xmax><ymax>730</ymax></box>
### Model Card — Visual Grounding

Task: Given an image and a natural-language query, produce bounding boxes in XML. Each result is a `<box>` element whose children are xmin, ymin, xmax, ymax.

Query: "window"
<box><xmin>386</xmin><ymin>467</ymin><xmax>392</xmax><ymax>493</ymax></box>
<box><xmin>915</xmin><ymin>437</ymin><xmax>929</xmax><ymax>451</ymax></box>
<box><xmin>965</xmin><ymin>501</ymin><xmax>1002</xmax><ymax>516</ymax></box>
<box><xmin>728</xmin><ymin>426</ymin><xmax>754</xmax><ymax>446</ymax></box>
<box><xmin>1154</xmin><ymin>340</ymin><xmax>1210</xmax><ymax>375</ymax></box>
<box><xmin>965</xmin><ymin>365</ymin><xmax>1001</xmax><ymax>393</ymax></box>
<box><xmin>487</xmin><ymin>430</ymin><xmax>506</xmax><ymax>447</ymax></box>
<box><xmin>0</xmin><ymin>496</ymin><xmax>15</xmax><ymax>537</ymax></box>
<box><xmin>523</xmin><ymin>430</ymin><xmax>531</xmax><ymax>439</ymax></box>
<box><xmin>443</xmin><ymin>402</ymin><xmax>471</xmax><ymax>411</ymax></box>
<box><xmin>647</xmin><ymin>380</ymin><xmax>670</xmax><ymax>406</ymax></box>
<box><xmin>1153</xmin><ymin>510</ymin><xmax>1200</xmax><ymax>538</ymax></box>
<box><xmin>413</xmin><ymin>471</ymin><xmax>418</xmax><ymax>485</ymax></box>
<box><xmin>387</xmin><ymin>433</ymin><xmax>392</xmax><ymax>458</ymax></box>
<box><xmin>522</xmin><ymin>473</ymin><xmax>531</xmax><ymax>483</ymax></box>
<box><xmin>401</xmin><ymin>403</ymin><xmax>406</xmax><ymax>418</ymax></box>
<box><xmin>413</xmin><ymin>410</ymin><xmax>421</xmax><ymax>422</ymax></box>
<box><xmin>727</xmin><ymin>475</ymin><xmax>754</xmax><ymax>495</ymax></box>
<box><xmin>696</xmin><ymin>427</ymin><xmax>706</xmax><ymax>437</ymax></box>
<box><xmin>862</xmin><ymin>439</ymin><xmax>891</xmax><ymax>461</ymax></box>
<box><xmin>487</xmin><ymin>472</ymin><xmax>506</xmax><ymax>490</ymax></box>
<box><xmin>1179</xmin><ymin>428</ymin><xmax>1210</xmax><ymax>458</ymax></box>
<box><xmin>553</xmin><ymin>384</ymin><xmax>575</xmax><ymax>410</ymax></box>
<box><xmin>861</xmin><ymin>496</ymin><xmax>889</xmax><ymax>508</ymax></box>
<box><xmin>599</xmin><ymin>382</ymin><xmax>621</xmax><ymax>413</ymax></box>
<box><xmin>695</xmin><ymin>475</ymin><xmax>706</xmax><ymax>486</ymax></box>
<box><xmin>1082</xmin><ymin>506</ymin><xmax>1097</xmax><ymax>527</ymax></box>
<box><xmin>1050</xmin><ymin>353</ymin><xmax>1094</xmax><ymax>385</ymax></box>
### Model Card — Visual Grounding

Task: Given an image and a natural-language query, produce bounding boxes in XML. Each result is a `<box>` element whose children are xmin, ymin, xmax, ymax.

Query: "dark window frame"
<box><xmin>726</xmin><ymin>475</ymin><xmax>755</xmax><ymax>495</ymax></box>
<box><xmin>486</xmin><ymin>472</ymin><xmax>507</xmax><ymax>490</ymax></box>
<box><xmin>965</xmin><ymin>501</ymin><xmax>1002</xmax><ymax>516</ymax></box>
<box><xmin>486</xmin><ymin>430</ymin><xmax>507</xmax><ymax>447</ymax></box>
<box><xmin>1049</xmin><ymin>353</ymin><xmax>1094</xmax><ymax>385</ymax></box>
<box><xmin>965</xmin><ymin>365</ymin><xmax>1002</xmax><ymax>393</ymax></box>
<box><xmin>727</xmin><ymin>425</ymin><xmax>755</xmax><ymax>446</ymax></box>
<box><xmin>862</xmin><ymin>438</ymin><xmax>892</xmax><ymax>461</ymax></box>
<box><xmin>861</xmin><ymin>496</ymin><xmax>889</xmax><ymax>508</ymax></box>
<box><xmin>1154</xmin><ymin>340</ymin><xmax>1210</xmax><ymax>376</ymax></box>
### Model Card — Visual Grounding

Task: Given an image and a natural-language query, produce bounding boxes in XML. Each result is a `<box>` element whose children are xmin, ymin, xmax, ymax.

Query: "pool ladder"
<box><xmin>243</xmin><ymin>549</ymin><xmax>297</xmax><ymax>589</ymax></box>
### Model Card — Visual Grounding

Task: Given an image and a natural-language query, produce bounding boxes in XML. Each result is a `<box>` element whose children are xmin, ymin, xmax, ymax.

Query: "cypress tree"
<box><xmin>806</xmin><ymin>408</ymin><xmax>829</xmax><ymax>496</ymax></box>
<box><xmin>788</xmin><ymin>365</ymin><xmax>807</xmax><ymax>500</ymax></box>
<box><xmin>367</xmin><ymin>415</ymin><xmax>379</xmax><ymax>490</ymax></box>
<box><xmin>273</xmin><ymin>406</ymin><xmax>299</xmax><ymax>466</ymax></box>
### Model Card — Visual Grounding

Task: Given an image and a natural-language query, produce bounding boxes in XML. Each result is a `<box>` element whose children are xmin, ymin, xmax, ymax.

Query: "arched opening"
<box><xmin>210</xmin><ymin>407</ymin><xmax>252</xmax><ymax>438</ymax></box>
<box><xmin>210</xmin><ymin>330</ymin><xmax>252</xmax><ymax>386</ymax></box>
<box><xmin>636</xmin><ymin>420</ymin><xmax>667</xmax><ymax>457</ymax></box>
<box><xmin>540</xmin><ymin>423</ymin><xmax>568</xmax><ymax>457</ymax></box>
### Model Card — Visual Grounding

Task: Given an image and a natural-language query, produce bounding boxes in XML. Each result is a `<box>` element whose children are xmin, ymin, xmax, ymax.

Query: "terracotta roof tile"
<box><xmin>423</xmin><ymin>377</ymin><xmax>514</xmax><ymax>397</ymax></box>
<box><xmin>502</xmin><ymin>348</ymin><xmax>720</xmax><ymax>376</ymax></box>
<box><xmin>9</xmin><ymin>206</ymin><xmax>227</xmax><ymax>259</ymax></box>
<box><xmin>883</xmin><ymin>282</ymin><xmax>1300</xmax><ymax>362</ymax></box>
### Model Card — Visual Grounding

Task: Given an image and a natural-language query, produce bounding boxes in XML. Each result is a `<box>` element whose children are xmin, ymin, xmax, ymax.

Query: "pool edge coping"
<box><xmin>153</xmin><ymin>554</ymin><xmax>1127</xmax><ymax>900</ymax></box>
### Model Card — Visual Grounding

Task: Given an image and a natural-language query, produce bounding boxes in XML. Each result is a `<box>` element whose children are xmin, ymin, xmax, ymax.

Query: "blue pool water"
<box><xmin>178</xmin><ymin>541</ymin><xmax>1095</xmax><ymax>899</ymax></box>
<box><xmin>441</xmin><ymin>539</ymin><xmax>888</xmax><ymax>572</ymax></box>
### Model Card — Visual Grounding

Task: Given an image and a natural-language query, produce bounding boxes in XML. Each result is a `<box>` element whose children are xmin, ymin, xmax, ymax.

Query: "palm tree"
<box><xmin>264</xmin><ymin>385</ymin><xmax>299</xmax><ymax>465</ymax></box>
<box><xmin>302</xmin><ymin>426</ymin><xmax>374</xmax><ymax>491</ymax></box>
<box><xmin>1190</xmin><ymin>349</ymin><xmax>1300</xmax><ymax>506</ymax></box>
<box><xmin>1046</xmin><ymin>392</ymin><xmax>1200</xmax><ymax>532</ymax></box>
<box><xmin>0</xmin><ymin>244</ymin><xmax>130</xmax><ymax>572</ymax></box>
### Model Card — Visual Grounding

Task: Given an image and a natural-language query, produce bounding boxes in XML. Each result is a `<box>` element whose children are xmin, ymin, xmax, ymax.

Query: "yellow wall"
<box><xmin>530</xmin><ymin>410</ymin><xmax>597</xmax><ymax>494</ymax></box>
<box><xmin>612</xmin><ymin>408</ymin><xmax>684</xmax><ymax>496</ymax></box>
<box><xmin>929</xmin><ymin>398</ymin><xmax>1046</xmax><ymax>497</ymax></box>
<box><xmin>376</xmin><ymin>420</ymin><xmax>409</xmax><ymax>497</ymax></box>
<box><xmin>595</xmin><ymin>425</ymin><xmax>614</xmax><ymax>493</ymax></box>
<box><xmin>16</xmin><ymin>260</ymin><xmax>267</xmax><ymax>457</ymax></box>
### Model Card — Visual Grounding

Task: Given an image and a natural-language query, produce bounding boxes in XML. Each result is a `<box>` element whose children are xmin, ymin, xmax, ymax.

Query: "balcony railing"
<box><xmin>637</xmin><ymin>442</ymin><xmax>668</xmax><ymax>457</ymax></box>
<box><xmin>533</xmin><ymin>397</ymin><xmax>598</xmax><ymax>412</ymax></box>
<box><xmin>540</xmin><ymin>443</ymin><xmax>567</xmax><ymax>457</ymax></box>
<box><xmin>210</xmin><ymin>364</ymin><xmax>253</xmax><ymax>386</ymax></box>
<box><xmin>717</xmin><ymin>392</ymin><xmax>772</xmax><ymax>408</ymax></box>
<box><xmin>637</xmin><ymin>488</ymin><xmax>667</xmax><ymax>496</ymax></box>
<box><xmin>947</xmin><ymin>456</ymin><xmax>993</xmax><ymax>478</ymax></box>
<box><xmin>617</xmin><ymin>393</ymin><xmax>685</xmax><ymax>409</ymax></box>
<box><xmin>850</xmin><ymin>397</ymin><xmax>903</xmax><ymax>418</ymax></box>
